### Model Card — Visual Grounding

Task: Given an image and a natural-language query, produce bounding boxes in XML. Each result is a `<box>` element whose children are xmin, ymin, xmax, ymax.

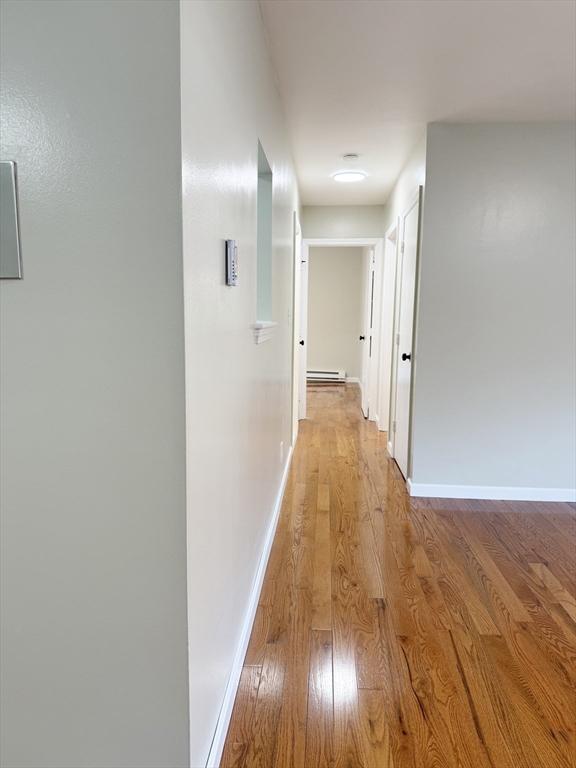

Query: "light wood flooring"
<box><xmin>221</xmin><ymin>384</ymin><xmax>576</xmax><ymax>768</ymax></box>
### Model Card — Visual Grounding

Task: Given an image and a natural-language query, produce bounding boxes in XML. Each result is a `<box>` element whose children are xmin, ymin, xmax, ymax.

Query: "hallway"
<box><xmin>222</xmin><ymin>384</ymin><xmax>576</xmax><ymax>768</ymax></box>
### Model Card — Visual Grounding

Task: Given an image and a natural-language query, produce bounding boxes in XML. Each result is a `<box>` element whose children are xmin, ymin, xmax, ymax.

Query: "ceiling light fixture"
<box><xmin>332</xmin><ymin>170</ymin><xmax>367</xmax><ymax>183</ymax></box>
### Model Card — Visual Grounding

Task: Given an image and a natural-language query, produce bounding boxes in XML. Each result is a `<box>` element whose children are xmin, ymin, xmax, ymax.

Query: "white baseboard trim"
<box><xmin>205</xmin><ymin>445</ymin><xmax>294</xmax><ymax>768</ymax></box>
<box><xmin>346</xmin><ymin>376</ymin><xmax>360</xmax><ymax>384</ymax></box>
<box><xmin>407</xmin><ymin>479</ymin><xmax>576</xmax><ymax>502</ymax></box>
<box><xmin>387</xmin><ymin>440</ymin><xmax>394</xmax><ymax>457</ymax></box>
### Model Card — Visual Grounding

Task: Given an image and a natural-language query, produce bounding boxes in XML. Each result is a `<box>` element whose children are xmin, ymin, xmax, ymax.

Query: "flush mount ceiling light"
<box><xmin>332</xmin><ymin>170</ymin><xmax>367</xmax><ymax>183</ymax></box>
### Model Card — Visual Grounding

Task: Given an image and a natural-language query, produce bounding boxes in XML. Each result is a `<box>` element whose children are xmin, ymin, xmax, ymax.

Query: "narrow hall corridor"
<box><xmin>221</xmin><ymin>384</ymin><xmax>576</xmax><ymax>768</ymax></box>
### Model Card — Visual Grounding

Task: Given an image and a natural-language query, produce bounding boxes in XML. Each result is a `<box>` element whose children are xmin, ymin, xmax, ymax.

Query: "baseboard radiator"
<box><xmin>307</xmin><ymin>369</ymin><xmax>346</xmax><ymax>384</ymax></box>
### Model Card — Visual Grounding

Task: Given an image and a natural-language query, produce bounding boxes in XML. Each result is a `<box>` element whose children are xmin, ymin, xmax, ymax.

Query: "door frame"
<box><xmin>300</xmin><ymin>237</ymin><xmax>384</xmax><ymax>422</ymax></box>
<box><xmin>291</xmin><ymin>211</ymin><xmax>303</xmax><ymax>440</ymax></box>
<box><xmin>297</xmin><ymin>245</ymin><xmax>308</xmax><ymax>421</ymax></box>
<box><xmin>388</xmin><ymin>187</ymin><xmax>423</xmax><ymax>479</ymax></box>
<box><xmin>377</xmin><ymin>219</ymin><xmax>400</xmax><ymax>436</ymax></box>
<box><xmin>360</xmin><ymin>246</ymin><xmax>376</xmax><ymax>418</ymax></box>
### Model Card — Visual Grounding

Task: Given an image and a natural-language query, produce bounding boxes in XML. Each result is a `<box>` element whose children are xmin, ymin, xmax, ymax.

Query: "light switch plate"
<box><xmin>0</xmin><ymin>161</ymin><xmax>23</xmax><ymax>279</ymax></box>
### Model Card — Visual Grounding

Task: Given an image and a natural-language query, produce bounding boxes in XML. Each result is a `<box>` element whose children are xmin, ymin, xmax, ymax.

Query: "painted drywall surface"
<box><xmin>257</xmin><ymin>172</ymin><xmax>273</xmax><ymax>320</ymax></box>
<box><xmin>382</xmin><ymin>133</ymin><xmax>427</xmax><ymax>233</ymax></box>
<box><xmin>302</xmin><ymin>205</ymin><xmax>386</xmax><ymax>238</ymax></box>
<box><xmin>411</xmin><ymin>123</ymin><xmax>576</xmax><ymax>490</ymax></box>
<box><xmin>0</xmin><ymin>2</ymin><xmax>189</xmax><ymax>767</ymax></box>
<box><xmin>180</xmin><ymin>1</ymin><xmax>299</xmax><ymax>763</ymax></box>
<box><xmin>307</xmin><ymin>247</ymin><xmax>364</xmax><ymax>378</ymax></box>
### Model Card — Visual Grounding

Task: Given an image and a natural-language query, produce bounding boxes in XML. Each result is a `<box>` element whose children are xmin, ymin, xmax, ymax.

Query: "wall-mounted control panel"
<box><xmin>225</xmin><ymin>239</ymin><xmax>238</xmax><ymax>286</ymax></box>
<box><xmin>0</xmin><ymin>161</ymin><xmax>23</xmax><ymax>279</ymax></box>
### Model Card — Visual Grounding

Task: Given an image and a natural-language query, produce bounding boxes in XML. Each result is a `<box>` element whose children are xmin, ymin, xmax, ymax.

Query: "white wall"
<box><xmin>382</xmin><ymin>134</ymin><xmax>427</xmax><ymax>233</ymax></box>
<box><xmin>303</xmin><ymin>205</ymin><xmax>386</xmax><ymax>238</ymax></box>
<box><xmin>179</xmin><ymin>1</ymin><xmax>299</xmax><ymax>763</ymax></box>
<box><xmin>307</xmin><ymin>247</ymin><xmax>364</xmax><ymax>378</ymax></box>
<box><xmin>411</xmin><ymin>123</ymin><xmax>576</xmax><ymax>496</ymax></box>
<box><xmin>0</xmin><ymin>2</ymin><xmax>189</xmax><ymax>766</ymax></box>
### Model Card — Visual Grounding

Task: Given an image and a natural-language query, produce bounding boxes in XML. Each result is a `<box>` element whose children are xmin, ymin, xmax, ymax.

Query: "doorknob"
<box><xmin>359</xmin><ymin>335</ymin><xmax>365</xmax><ymax>341</ymax></box>
<box><xmin>299</xmin><ymin>340</ymin><xmax>305</xmax><ymax>346</ymax></box>
<box><xmin>401</xmin><ymin>352</ymin><xmax>411</xmax><ymax>361</ymax></box>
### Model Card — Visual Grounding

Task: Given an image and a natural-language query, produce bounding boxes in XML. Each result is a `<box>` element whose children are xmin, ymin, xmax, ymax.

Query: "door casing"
<box><xmin>389</xmin><ymin>187</ymin><xmax>423</xmax><ymax>479</ymax></box>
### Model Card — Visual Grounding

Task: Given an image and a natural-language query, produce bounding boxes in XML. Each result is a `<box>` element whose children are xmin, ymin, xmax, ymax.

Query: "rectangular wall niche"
<box><xmin>256</xmin><ymin>142</ymin><xmax>273</xmax><ymax>321</ymax></box>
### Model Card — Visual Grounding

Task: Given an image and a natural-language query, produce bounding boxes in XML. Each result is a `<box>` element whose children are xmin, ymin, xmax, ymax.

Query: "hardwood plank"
<box><xmin>305</xmin><ymin>629</ymin><xmax>333</xmax><ymax>768</ymax></box>
<box><xmin>448</xmin><ymin>627</ymin><xmax>547</xmax><ymax>768</ymax></box>
<box><xmin>242</xmin><ymin>643</ymin><xmax>285</xmax><ymax>768</ymax></box>
<box><xmin>220</xmin><ymin>666</ymin><xmax>262</xmax><ymax>768</ymax></box>
<box><xmin>358</xmin><ymin>689</ymin><xmax>394</xmax><ymax>768</ymax></box>
<box><xmin>311</xmin><ymin>483</ymin><xmax>332</xmax><ymax>629</ymax></box>
<box><xmin>518</xmin><ymin>599</ymin><xmax>576</xmax><ymax>688</ymax></box>
<box><xmin>395</xmin><ymin>629</ymin><xmax>492</xmax><ymax>768</ymax></box>
<box><xmin>482</xmin><ymin>635</ymin><xmax>573</xmax><ymax>768</ymax></box>
<box><xmin>272</xmin><ymin>587</ymin><xmax>313</xmax><ymax>768</ymax></box>
<box><xmin>409</xmin><ymin>504</ymin><xmax>501</xmax><ymax>636</ymax></box>
<box><xmin>244</xmin><ymin>601</ymin><xmax>272</xmax><ymax>666</ymax></box>
<box><xmin>433</xmin><ymin>508</ymin><xmax>525</xmax><ymax>634</ymax></box>
<box><xmin>530</xmin><ymin>563</ymin><xmax>576</xmax><ymax>623</ymax></box>
<box><xmin>222</xmin><ymin>384</ymin><xmax>576</xmax><ymax>768</ymax></box>
<box><xmin>355</xmin><ymin>598</ymin><xmax>393</xmax><ymax>691</ymax></box>
<box><xmin>329</xmin><ymin>464</ymin><xmax>372</xmax><ymax>768</ymax></box>
<box><xmin>452</xmin><ymin>513</ymin><xmax>532</xmax><ymax>623</ymax></box>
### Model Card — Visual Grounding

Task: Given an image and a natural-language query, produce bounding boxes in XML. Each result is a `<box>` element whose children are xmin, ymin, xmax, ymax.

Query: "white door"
<box><xmin>393</xmin><ymin>192</ymin><xmax>421</xmax><ymax>478</ymax></box>
<box><xmin>360</xmin><ymin>248</ymin><xmax>375</xmax><ymax>417</ymax></box>
<box><xmin>298</xmin><ymin>246</ymin><xmax>308</xmax><ymax>420</ymax></box>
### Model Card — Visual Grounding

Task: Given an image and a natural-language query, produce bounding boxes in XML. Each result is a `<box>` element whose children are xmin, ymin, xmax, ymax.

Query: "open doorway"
<box><xmin>298</xmin><ymin>237</ymin><xmax>385</xmax><ymax>423</ymax></box>
<box><xmin>308</xmin><ymin>245</ymin><xmax>365</xmax><ymax>385</ymax></box>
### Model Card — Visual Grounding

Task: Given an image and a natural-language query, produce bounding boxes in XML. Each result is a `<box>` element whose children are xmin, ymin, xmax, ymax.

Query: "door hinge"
<box><xmin>396</xmin><ymin>333</ymin><xmax>400</xmax><ymax>345</ymax></box>
<box><xmin>401</xmin><ymin>241</ymin><xmax>405</xmax><ymax>254</ymax></box>
<box><xmin>392</xmin><ymin>420</ymin><xmax>397</xmax><ymax>433</ymax></box>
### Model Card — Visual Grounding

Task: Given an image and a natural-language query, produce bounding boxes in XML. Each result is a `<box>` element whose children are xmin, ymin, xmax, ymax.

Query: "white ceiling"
<box><xmin>259</xmin><ymin>0</ymin><xmax>576</xmax><ymax>205</ymax></box>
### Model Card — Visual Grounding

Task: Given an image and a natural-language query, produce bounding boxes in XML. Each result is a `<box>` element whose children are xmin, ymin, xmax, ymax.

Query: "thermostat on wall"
<box><xmin>225</xmin><ymin>239</ymin><xmax>238</xmax><ymax>286</ymax></box>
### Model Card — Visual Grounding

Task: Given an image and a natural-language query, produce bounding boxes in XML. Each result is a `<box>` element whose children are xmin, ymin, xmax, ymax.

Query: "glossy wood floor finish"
<box><xmin>221</xmin><ymin>384</ymin><xmax>576</xmax><ymax>768</ymax></box>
